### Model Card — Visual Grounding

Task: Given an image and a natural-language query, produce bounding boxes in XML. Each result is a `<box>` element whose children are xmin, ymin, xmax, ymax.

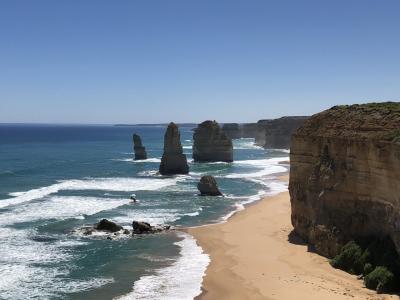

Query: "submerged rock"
<box><xmin>95</xmin><ymin>219</ymin><xmax>123</xmax><ymax>232</ymax></box>
<box><xmin>193</xmin><ymin>120</ymin><xmax>233</xmax><ymax>162</ymax></box>
<box><xmin>159</xmin><ymin>122</ymin><xmax>189</xmax><ymax>175</ymax></box>
<box><xmin>133</xmin><ymin>133</ymin><xmax>147</xmax><ymax>160</ymax></box>
<box><xmin>197</xmin><ymin>175</ymin><xmax>223</xmax><ymax>196</ymax></box>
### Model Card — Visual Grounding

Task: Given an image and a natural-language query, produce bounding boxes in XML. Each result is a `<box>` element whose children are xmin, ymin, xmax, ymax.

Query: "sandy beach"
<box><xmin>189</xmin><ymin>177</ymin><xmax>397</xmax><ymax>300</ymax></box>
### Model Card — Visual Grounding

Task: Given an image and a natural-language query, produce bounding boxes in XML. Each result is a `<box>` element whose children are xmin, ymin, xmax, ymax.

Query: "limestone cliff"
<box><xmin>222</xmin><ymin>123</ymin><xmax>241</xmax><ymax>139</ymax></box>
<box><xmin>289</xmin><ymin>102</ymin><xmax>400</xmax><ymax>257</ymax></box>
<box><xmin>241</xmin><ymin>123</ymin><xmax>258</xmax><ymax>138</ymax></box>
<box><xmin>263</xmin><ymin>116</ymin><xmax>308</xmax><ymax>149</ymax></box>
<box><xmin>193</xmin><ymin>121</ymin><xmax>233</xmax><ymax>162</ymax></box>
<box><xmin>159</xmin><ymin>122</ymin><xmax>189</xmax><ymax>175</ymax></box>
<box><xmin>132</xmin><ymin>133</ymin><xmax>147</xmax><ymax>160</ymax></box>
<box><xmin>254</xmin><ymin>119</ymin><xmax>270</xmax><ymax>146</ymax></box>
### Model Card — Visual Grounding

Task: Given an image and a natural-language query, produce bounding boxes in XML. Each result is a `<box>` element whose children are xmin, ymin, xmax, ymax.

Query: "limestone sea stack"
<box><xmin>197</xmin><ymin>175</ymin><xmax>223</xmax><ymax>196</ymax></box>
<box><xmin>159</xmin><ymin>122</ymin><xmax>189</xmax><ymax>175</ymax></box>
<box><xmin>193</xmin><ymin>120</ymin><xmax>233</xmax><ymax>162</ymax></box>
<box><xmin>289</xmin><ymin>102</ymin><xmax>400</xmax><ymax>258</ymax></box>
<box><xmin>133</xmin><ymin>133</ymin><xmax>147</xmax><ymax>160</ymax></box>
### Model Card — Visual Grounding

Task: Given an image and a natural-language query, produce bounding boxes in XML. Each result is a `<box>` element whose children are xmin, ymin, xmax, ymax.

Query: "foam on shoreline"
<box><xmin>115</xmin><ymin>232</ymin><xmax>209</xmax><ymax>300</ymax></box>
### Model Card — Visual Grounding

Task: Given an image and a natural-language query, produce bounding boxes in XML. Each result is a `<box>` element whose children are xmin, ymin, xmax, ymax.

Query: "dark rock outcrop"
<box><xmin>197</xmin><ymin>175</ymin><xmax>223</xmax><ymax>196</ymax></box>
<box><xmin>193</xmin><ymin>121</ymin><xmax>233</xmax><ymax>162</ymax></box>
<box><xmin>95</xmin><ymin>219</ymin><xmax>123</xmax><ymax>232</ymax></box>
<box><xmin>289</xmin><ymin>102</ymin><xmax>400</xmax><ymax>258</ymax></box>
<box><xmin>262</xmin><ymin>116</ymin><xmax>308</xmax><ymax>149</ymax></box>
<box><xmin>132</xmin><ymin>221</ymin><xmax>152</xmax><ymax>234</ymax></box>
<box><xmin>132</xmin><ymin>221</ymin><xmax>171</xmax><ymax>234</ymax></box>
<box><xmin>133</xmin><ymin>133</ymin><xmax>147</xmax><ymax>160</ymax></box>
<box><xmin>159</xmin><ymin>122</ymin><xmax>189</xmax><ymax>175</ymax></box>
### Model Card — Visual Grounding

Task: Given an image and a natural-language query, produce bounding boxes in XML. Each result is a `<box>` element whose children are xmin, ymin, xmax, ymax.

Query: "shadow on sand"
<box><xmin>287</xmin><ymin>229</ymin><xmax>317</xmax><ymax>253</ymax></box>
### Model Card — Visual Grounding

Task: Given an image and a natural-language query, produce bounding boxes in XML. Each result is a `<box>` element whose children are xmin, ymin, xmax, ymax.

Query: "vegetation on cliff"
<box><xmin>296</xmin><ymin>101</ymin><xmax>400</xmax><ymax>141</ymax></box>
<box><xmin>330</xmin><ymin>237</ymin><xmax>400</xmax><ymax>293</ymax></box>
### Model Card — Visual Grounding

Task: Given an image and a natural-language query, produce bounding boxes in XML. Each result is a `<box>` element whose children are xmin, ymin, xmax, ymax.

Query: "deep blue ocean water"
<box><xmin>0</xmin><ymin>124</ymin><xmax>289</xmax><ymax>300</ymax></box>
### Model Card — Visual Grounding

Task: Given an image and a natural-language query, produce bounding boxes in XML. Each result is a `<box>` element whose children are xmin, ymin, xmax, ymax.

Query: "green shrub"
<box><xmin>364</xmin><ymin>266</ymin><xmax>394</xmax><ymax>293</ymax></box>
<box><xmin>363</xmin><ymin>263</ymin><xmax>373</xmax><ymax>276</ymax></box>
<box><xmin>330</xmin><ymin>238</ymin><xmax>400</xmax><ymax>293</ymax></box>
<box><xmin>330</xmin><ymin>241</ymin><xmax>364</xmax><ymax>274</ymax></box>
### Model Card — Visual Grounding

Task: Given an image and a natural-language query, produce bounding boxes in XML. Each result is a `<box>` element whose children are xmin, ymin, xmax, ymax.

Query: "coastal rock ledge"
<box><xmin>133</xmin><ymin>133</ymin><xmax>147</xmax><ymax>160</ymax></box>
<box><xmin>193</xmin><ymin>120</ymin><xmax>233</xmax><ymax>162</ymax></box>
<box><xmin>289</xmin><ymin>102</ymin><xmax>400</xmax><ymax>258</ymax></box>
<box><xmin>159</xmin><ymin>122</ymin><xmax>189</xmax><ymax>175</ymax></box>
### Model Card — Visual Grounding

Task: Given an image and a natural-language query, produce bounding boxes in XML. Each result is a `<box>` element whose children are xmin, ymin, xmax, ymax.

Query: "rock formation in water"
<box><xmin>95</xmin><ymin>219</ymin><xmax>123</xmax><ymax>232</ymax></box>
<box><xmin>159</xmin><ymin>122</ymin><xmax>189</xmax><ymax>175</ymax></box>
<box><xmin>132</xmin><ymin>221</ymin><xmax>171</xmax><ymax>234</ymax></box>
<box><xmin>133</xmin><ymin>133</ymin><xmax>147</xmax><ymax>160</ymax></box>
<box><xmin>193</xmin><ymin>121</ymin><xmax>233</xmax><ymax>162</ymax></box>
<box><xmin>254</xmin><ymin>119</ymin><xmax>270</xmax><ymax>146</ymax></box>
<box><xmin>289</xmin><ymin>102</ymin><xmax>400</xmax><ymax>258</ymax></box>
<box><xmin>222</xmin><ymin>123</ymin><xmax>241</xmax><ymax>139</ymax></box>
<box><xmin>197</xmin><ymin>175</ymin><xmax>223</xmax><ymax>196</ymax></box>
<box><xmin>262</xmin><ymin>116</ymin><xmax>308</xmax><ymax>149</ymax></box>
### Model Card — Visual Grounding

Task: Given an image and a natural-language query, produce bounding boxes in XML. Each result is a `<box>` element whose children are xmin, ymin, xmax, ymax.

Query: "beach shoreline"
<box><xmin>188</xmin><ymin>175</ymin><xmax>397</xmax><ymax>300</ymax></box>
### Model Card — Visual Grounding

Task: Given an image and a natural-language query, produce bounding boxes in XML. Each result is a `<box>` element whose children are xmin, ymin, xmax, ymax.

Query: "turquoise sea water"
<box><xmin>0</xmin><ymin>124</ymin><xmax>289</xmax><ymax>300</ymax></box>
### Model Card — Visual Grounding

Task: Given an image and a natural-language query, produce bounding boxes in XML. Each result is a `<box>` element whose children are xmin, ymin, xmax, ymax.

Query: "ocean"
<box><xmin>0</xmin><ymin>124</ymin><xmax>289</xmax><ymax>300</ymax></box>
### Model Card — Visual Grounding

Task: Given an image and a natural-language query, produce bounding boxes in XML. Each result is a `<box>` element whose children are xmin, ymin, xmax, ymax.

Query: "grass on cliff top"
<box><xmin>333</xmin><ymin>102</ymin><xmax>400</xmax><ymax>111</ymax></box>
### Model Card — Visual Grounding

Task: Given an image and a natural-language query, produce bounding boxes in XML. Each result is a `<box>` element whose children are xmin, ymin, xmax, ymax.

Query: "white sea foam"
<box><xmin>221</xmin><ymin>190</ymin><xmax>267</xmax><ymax>221</ymax></box>
<box><xmin>0</xmin><ymin>196</ymin><xmax>131</xmax><ymax>226</ymax></box>
<box><xmin>221</xmin><ymin>179</ymin><xmax>288</xmax><ymax>222</ymax></box>
<box><xmin>113</xmin><ymin>209</ymin><xmax>182</xmax><ymax>226</ymax></box>
<box><xmin>0</xmin><ymin>263</ymin><xmax>113</xmax><ymax>300</ymax></box>
<box><xmin>2</xmin><ymin>177</ymin><xmax>177</xmax><ymax>209</ymax></box>
<box><xmin>233</xmin><ymin>138</ymin><xmax>263</xmax><ymax>150</ymax></box>
<box><xmin>113</xmin><ymin>206</ymin><xmax>202</xmax><ymax>226</ymax></box>
<box><xmin>225</xmin><ymin>157</ymin><xmax>288</xmax><ymax>179</ymax></box>
<box><xmin>137</xmin><ymin>170</ymin><xmax>160</xmax><ymax>177</ymax></box>
<box><xmin>115</xmin><ymin>232</ymin><xmax>209</xmax><ymax>300</ymax></box>
<box><xmin>182</xmin><ymin>146</ymin><xmax>192</xmax><ymax>149</ymax></box>
<box><xmin>113</xmin><ymin>158</ymin><xmax>161</xmax><ymax>163</ymax></box>
<box><xmin>184</xmin><ymin>211</ymin><xmax>200</xmax><ymax>217</ymax></box>
<box><xmin>0</xmin><ymin>227</ymin><xmax>113</xmax><ymax>300</ymax></box>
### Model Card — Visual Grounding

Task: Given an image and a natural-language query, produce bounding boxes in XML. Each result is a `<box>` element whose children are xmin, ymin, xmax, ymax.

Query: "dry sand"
<box><xmin>189</xmin><ymin>183</ymin><xmax>398</xmax><ymax>300</ymax></box>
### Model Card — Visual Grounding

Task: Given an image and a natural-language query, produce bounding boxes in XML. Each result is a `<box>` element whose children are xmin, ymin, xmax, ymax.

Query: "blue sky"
<box><xmin>1</xmin><ymin>0</ymin><xmax>399</xmax><ymax>124</ymax></box>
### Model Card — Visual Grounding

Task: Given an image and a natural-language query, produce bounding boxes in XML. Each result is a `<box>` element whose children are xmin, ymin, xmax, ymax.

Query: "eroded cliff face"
<box><xmin>289</xmin><ymin>103</ymin><xmax>400</xmax><ymax>257</ymax></box>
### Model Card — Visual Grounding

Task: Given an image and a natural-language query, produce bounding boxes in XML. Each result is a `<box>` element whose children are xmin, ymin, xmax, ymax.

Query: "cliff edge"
<box><xmin>289</xmin><ymin>102</ymin><xmax>400</xmax><ymax>258</ymax></box>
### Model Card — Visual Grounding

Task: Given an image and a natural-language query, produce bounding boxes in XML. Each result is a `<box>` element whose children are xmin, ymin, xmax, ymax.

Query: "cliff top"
<box><xmin>295</xmin><ymin>102</ymin><xmax>400</xmax><ymax>142</ymax></box>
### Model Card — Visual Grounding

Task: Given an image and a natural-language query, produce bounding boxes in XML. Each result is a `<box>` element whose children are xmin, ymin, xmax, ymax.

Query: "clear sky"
<box><xmin>1</xmin><ymin>0</ymin><xmax>399</xmax><ymax>124</ymax></box>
